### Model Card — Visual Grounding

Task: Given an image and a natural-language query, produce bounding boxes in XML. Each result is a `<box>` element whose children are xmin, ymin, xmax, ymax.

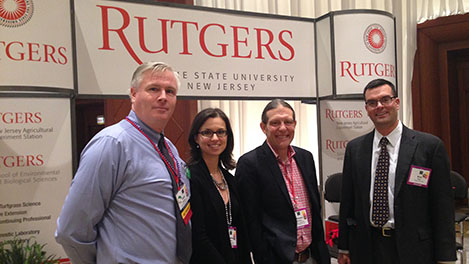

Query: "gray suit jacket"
<box><xmin>338</xmin><ymin>126</ymin><xmax>456</xmax><ymax>263</ymax></box>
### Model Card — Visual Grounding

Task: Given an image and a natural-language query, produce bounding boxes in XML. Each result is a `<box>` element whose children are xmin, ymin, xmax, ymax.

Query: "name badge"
<box><xmin>407</xmin><ymin>165</ymin><xmax>431</xmax><ymax>188</ymax></box>
<box><xmin>176</xmin><ymin>184</ymin><xmax>191</xmax><ymax>224</ymax></box>
<box><xmin>295</xmin><ymin>208</ymin><xmax>309</xmax><ymax>229</ymax></box>
<box><xmin>228</xmin><ymin>227</ymin><xmax>237</xmax><ymax>248</ymax></box>
<box><xmin>176</xmin><ymin>183</ymin><xmax>189</xmax><ymax>209</ymax></box>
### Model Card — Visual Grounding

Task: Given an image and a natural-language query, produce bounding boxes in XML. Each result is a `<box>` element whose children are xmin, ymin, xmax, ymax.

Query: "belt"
<box><xmin>371</xmin><ymin>226</ymin><xmax>394</xmax><ymax>237</ymax></box>
<box><xmin>294</xmin><ymin>248</ymin><xmax>310</xmax><ymax>263</ymax></box>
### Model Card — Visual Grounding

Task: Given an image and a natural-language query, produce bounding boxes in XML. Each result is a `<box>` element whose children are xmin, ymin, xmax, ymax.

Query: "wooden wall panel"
<box><xmin>413</xmin><ymin>13</ymin><xmax>469</xmax><ymax>181</ymax></box>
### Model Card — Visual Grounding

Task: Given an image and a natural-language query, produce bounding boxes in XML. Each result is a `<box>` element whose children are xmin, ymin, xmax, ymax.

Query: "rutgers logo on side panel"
<box><xmin>0</xmin><ymin>0</ymin><xmax>34</xmax><ymax>28</ymax></box>
<box><xmin>363</xmin><ymin>23</ymin><xmax>387</xmax><ymax>54</ymax></box>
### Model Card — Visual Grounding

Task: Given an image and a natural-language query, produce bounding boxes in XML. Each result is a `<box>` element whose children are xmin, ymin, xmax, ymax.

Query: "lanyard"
<box><xmin>281</xmin><ymin>155</ymin><xmax>296</xmax><ymax>206</ymax></box>
<box><xmin>125</xmin><ymin>117</ymin><xmax>180</xmax><ymax>187</ymax></box>
<box><xmin>225</xmin><ymin>198</ymin><xmax>232</xmax><ymax>227</ymax></box>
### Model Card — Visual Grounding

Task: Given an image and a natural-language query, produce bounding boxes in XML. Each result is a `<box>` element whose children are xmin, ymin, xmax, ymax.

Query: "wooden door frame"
<box><xmin>412</xmin><ymin>13</ymin><xmax>469</xmax><ymax>163</ymax></box>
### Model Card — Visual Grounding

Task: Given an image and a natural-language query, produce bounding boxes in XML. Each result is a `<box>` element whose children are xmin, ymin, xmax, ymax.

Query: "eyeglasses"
<box><xmin>268</xmin><ymin>120</ymin><xmax>295</xmax><ymax>127</ymax></box>
<box><xmin>199</xmin><ymin>129</ymin><xmax>228</xmax><ymax>138</ymax></box>
<box><xmin>365</xmin><ymin>96</ymin><xmax>397</xmax><ymax>108</ymax></box>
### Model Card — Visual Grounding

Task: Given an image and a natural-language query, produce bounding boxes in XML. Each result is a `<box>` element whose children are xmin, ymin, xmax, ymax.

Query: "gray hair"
<box><xmin>261</xmin><ymin>99</ymin><xmax>296</xmax><ymax>124</ymax></box>
<box><xmin>129</xmin><ymin>62</ymin><xmax>181</xmax><ymax>96</ymax></box>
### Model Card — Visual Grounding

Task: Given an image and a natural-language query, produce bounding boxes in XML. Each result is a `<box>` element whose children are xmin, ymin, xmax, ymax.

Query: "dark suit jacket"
<box><xmin>189</xmin><ymin>161</ymin><xmax>252</xmax><ymax>264</ymax></box>
<box><xmin>236</xmin><ymin>142</ymin><xmax>330</xmax><ymax>264</ymax></box>
<box><xmin>338</xmin><ymin>126</ymin><xmax>456</xmax><ymax>263</ymax></box>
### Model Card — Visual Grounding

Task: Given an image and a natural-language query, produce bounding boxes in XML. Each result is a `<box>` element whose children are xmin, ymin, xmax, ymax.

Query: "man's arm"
<box><xmin>235</xmin><ymin>154</ymin><xmax>273</xmax><ymax>264</ymax></box>
<box><xmin>429</xmin><ymin>139</ymin><xmax>457</xmax><ymax>262</ymax></box>
<box><xmin>55</xmin><ymin>136</ymin><xmax>121</xmax><ymax>264</ymax></box>
<box><xmin>338</xmin><ymin>144</ymin><xmax>354</xmax><ymax>253</ymax></box>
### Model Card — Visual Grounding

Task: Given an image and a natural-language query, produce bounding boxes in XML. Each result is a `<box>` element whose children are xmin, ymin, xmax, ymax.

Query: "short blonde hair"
<box><xmin>129</xmin><ymin>62</ymin><xmax>181</xmax><ymax>96</ymax></box>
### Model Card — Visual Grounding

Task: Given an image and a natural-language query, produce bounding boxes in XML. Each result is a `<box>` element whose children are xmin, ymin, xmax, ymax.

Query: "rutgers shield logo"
<box><xmin>364</xmin><ymin>23</ymin><xmax>386</xmax><ymax>54</ymax></box>
<box><xmin>0</xmin><ymin>0</ymin><xmax>34</xmax><ymax>28</ymax></box>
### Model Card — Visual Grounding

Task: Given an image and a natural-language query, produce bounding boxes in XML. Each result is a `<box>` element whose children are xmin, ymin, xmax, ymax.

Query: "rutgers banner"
<box><xmin>74</xmin><ymin>0</ymin><xmax>316</xmax><ymax>98</ymax></box>
<box><xmin>0</xmin><ymin>0</ymin><xmax>73</xmax><ymax>90</ymax></box>
<box><xmin>316</xmin><ymin>11</ymin><xmax>396</xmax><ymax>97</ymax></box>
<box><xmin>319</xmin><ymin>100</ymin><xmax>374</xmax><ymax>219</ymax></box>
<box><xmin>0</xmin><ymin>97</ymin><xmax>72</xmax><ymax>260</ymax></box>
<box><xmin>0</xmin><ymin>1</ymin><xmax>395</xmax><ymax>99</ymax></box>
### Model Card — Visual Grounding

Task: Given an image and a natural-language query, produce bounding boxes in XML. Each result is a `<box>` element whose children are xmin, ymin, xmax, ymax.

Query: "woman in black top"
<box><xmin>188</xmin><ymin>108</ymin><xmax>252</xmax><ymax>264</ymax></box>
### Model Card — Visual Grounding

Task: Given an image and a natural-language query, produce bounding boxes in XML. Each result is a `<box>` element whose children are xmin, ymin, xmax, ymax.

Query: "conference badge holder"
<box><xmin>177</xmin><ymin>184</ymin><xmax>191</xmax><ymax>224</ymax></box>
<box><xmin>407</xmin><ymin>165</ymin><xmax>431</xmax><ymax>188</ymax></box>
<box><xmin>295</xmin><ymin>208</ymin><xmax>310</xmax><ymax>229</ymax></box>
<box><xmin>228</xmin><ymin>226</ymin><xmax>237</xmax><ymax>248</ymax></box>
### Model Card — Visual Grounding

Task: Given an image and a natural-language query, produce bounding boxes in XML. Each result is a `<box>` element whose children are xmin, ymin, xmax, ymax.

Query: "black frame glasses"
<box><xmin>365</xmin><ymin>96</ymin><xmax>397</xmax><ymax>108</ymax></box>
<box><xmin>199</xmin><ymin>129</ymin><xmax>228</xmax><ymax>138</ymax></box>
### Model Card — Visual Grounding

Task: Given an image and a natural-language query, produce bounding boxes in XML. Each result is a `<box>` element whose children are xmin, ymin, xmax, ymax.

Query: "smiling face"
<box><xmin>195</xmin><ymin>117</ymin><xmax>228</xmax><ymax>161</ymax></box>
<box><xmin>261</xmin><ymin>105</ymin><xmax>296</xmax><ymax>154</ymax></box>
<box><xmin>365</xmin><ymin>84</ymin><xmax>400</xmax><ymax>135</ymax></box>
<box><xmin>130</xmin><ymin>70</ymin><xmax>178</xmax><ymax>133</ymax></box>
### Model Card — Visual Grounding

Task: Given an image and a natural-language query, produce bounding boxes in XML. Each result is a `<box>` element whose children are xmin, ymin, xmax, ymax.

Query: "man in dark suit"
<box><xmin>338</xmin><ymin>79</ymin><xmax>456</xmax><ymax>264</ymax></box>
<box><xmin>236</xmin><ymin>99</ymin><xmax>330</xmax><ymax>264</ymax></box>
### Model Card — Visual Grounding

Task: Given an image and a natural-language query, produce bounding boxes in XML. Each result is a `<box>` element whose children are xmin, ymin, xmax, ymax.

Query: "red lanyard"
<box><xmin>281</xmin><ymin>155</ymin><xmax>296</xmax><ymax>205</ymax></box>
<box><xmin>125</xmin><ymin>117</ymin><xmax>180</xmax><ymax>187</ymax></box>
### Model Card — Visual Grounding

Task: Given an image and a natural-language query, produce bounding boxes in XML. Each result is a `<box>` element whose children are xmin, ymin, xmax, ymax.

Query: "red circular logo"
<box><xmin>364</xmin><ymin>24</ymin><xmax>386</xmax><ymax>54</ymax></box>
<box><xmin>0</xmin><ymin>0</ymin><xmax>34</xmax><ymax>28</ymax></box>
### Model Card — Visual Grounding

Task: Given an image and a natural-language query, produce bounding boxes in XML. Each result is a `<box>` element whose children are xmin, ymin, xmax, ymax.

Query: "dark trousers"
<box><xmin>370</xmin><ymin>228</ymin><xmax>399</xmax><ymax>264</ymax></box>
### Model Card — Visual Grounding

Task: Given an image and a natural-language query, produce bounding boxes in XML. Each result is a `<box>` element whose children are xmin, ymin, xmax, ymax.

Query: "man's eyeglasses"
<box><xmin>365</xmin><ymin>96</ymin><xmax>397</xmax><ymax>108</ymax></box>
<box><xmin>199</xmin><ymin>129</ymin><xmax>228</xmax><ymax>138</ymax></box>
<box><xmin>268</xmin><ymin>120</ymin><xmax>295</xmax><ymax>127</ymax></box>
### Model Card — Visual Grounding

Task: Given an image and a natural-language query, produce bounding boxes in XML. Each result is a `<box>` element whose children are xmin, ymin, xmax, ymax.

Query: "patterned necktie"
<box><xmin>372</xmin><ymin>137</ymin><xmax>390</xmax><ymax>227</ymax></box>
<box><xmin>158</xmin><ymin>135</ymin><xmax>192</xmax><ymax>263</ymax></box>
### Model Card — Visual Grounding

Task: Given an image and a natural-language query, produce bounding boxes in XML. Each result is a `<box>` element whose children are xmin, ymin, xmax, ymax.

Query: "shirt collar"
<box><xmin>266</xmin><ymin>141</ymin><xmax>296</xmax><ymax>162</ymax></box>
<box><xmin>374</xmin><ymin>121</ymin><xmax>402</xmax><ymax>148</ymax></box>
<box><xmin>127</xmin><ymin>110</ymin><xmax>163</xmax><ymax>142</ymax></box>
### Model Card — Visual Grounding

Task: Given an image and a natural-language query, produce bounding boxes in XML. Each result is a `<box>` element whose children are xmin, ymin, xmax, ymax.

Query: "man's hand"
<box><xmin>338</xmin><ymin>253</ymin><xmax>351</xmax><ymax>264</ymax></box>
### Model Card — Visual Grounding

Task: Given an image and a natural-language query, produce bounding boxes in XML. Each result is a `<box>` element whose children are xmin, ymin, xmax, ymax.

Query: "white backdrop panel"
<box><xmin>0</xmin><ymin>0</ymin><xmax>73</xmax><ymax>89</ymax></box>
<box><xmin>0</xmin><ymin>97</ymin><xmax>72</xmax><ymax>259</ymax></box>
<box><xmin>75</xmin><ymin>0</ymin><xmax>316</xmax><ymax>98</ymax></box>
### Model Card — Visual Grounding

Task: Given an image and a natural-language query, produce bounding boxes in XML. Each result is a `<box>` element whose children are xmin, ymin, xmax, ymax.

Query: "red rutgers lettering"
<box><xmin>254</xmin><ymin>28</ymin><xmax>277</xmax><ymax>60</ymax></box>
<box><xmin>96</xmin><ymin>4</ymin><xmax>296</xmax><ymax>64</ymax></box>
<box><xmin>0</xmin><ymin>112</ymin><xmax>42</xmax><ymax>124</ymax></box>
<box><xmin>325</xmin><ymin>109</ymin><xmax>363</xmax><ymax>121</ymax></box>
<box><xmin>170</xmin><ymin>20</ymin><xmax>199</xmax><ymax>55</ymax></box>
<box><xmin>200</xmin><ymin>23</ymin><xmax>228</xmax><ymax>57</ymax></box>
<box><xmin>136</xmin><ymin>17</ymin><xmax>169</xmax><ymax>54</ymax></box>
<box><xmin>232</xmin><ymin>26</ymin><xmax>251</xmax><ymax>58</ymax></box>
<box><xmin>340</xmin><ymin>61</ymin><xmax>395</xmax><ymax>83</ymax></box>
<box><xmin>0</xmin><ymin>41</ymin><xmax>67</xmax><ymax>65</ymax></box>
<box><xmin>326</xmin><ymin>140</ymin><xmax>348</xmax><ymax>153</ymax></box>
<box><xmin>278</xmin><ymin>30</ymin><xmax>294</xmax><ymax>61</ymax></box>
<box><xmin>0</xmin><ymin>155</ymin><xmax>44</xmax><ymax>168</ymax></box>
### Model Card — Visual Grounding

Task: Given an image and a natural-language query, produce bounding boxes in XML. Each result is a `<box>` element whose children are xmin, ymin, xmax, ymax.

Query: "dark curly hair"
<box><xmin>188</xmin><ymin>108</ymin><xmax>236</xmax><ymax>170</ymax></box>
